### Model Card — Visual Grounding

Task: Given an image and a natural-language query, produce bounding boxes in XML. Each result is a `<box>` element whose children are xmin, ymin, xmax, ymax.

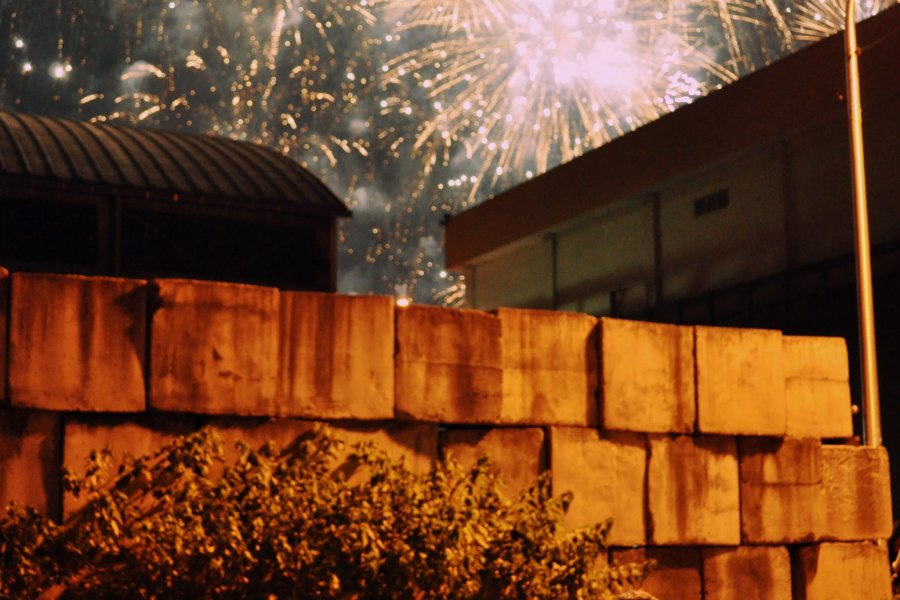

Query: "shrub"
<box><xmin>1</xmin><ymin>425</ymin><xmax>653</xmax><ymax>599</ymax></box>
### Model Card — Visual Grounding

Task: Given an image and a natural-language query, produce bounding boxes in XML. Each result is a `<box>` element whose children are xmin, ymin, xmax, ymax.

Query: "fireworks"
<box><xmin>789</xmin><ymin>0</ymin><xmax>895</xmax><ymax>41</ymax></box>
<box><xmin>0</xmin><ymin>0</ymin><xmax>895</xmax><ymax>306</ymax></box>
<box><xmin>78</xmin><ymin>0</ymin><xmax>378</xmax><ymax>173</ymax></box>
<box><xmin>379</xmin><ymin>0</ymin><xmax>741</xmax><ymax>207</ymax></box>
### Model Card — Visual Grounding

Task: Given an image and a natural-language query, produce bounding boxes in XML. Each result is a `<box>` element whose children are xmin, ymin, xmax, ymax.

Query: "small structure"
<box><xmin>0</xmin><ymin>111</ymin><xmax>349</xmax><ymax>290</ymax></box>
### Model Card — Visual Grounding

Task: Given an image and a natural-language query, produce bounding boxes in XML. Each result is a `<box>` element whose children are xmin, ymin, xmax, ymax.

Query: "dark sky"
<box><xmin>0</xmin><ymin>0</ymin><xmax>877</xmax><ymax>304</ymax></box>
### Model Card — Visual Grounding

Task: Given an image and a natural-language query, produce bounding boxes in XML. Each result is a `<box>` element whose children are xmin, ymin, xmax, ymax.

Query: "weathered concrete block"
<box><xmin>550</xmin><ymin>427</ymin><xmax>646</xmax><ymax>545</ymax></box>
<box><xmin>62</xmin><ymin>414</ymin><xmax>196</xmax><ymax>516</ymax></box>
<box><xmin>0</xmin><ymin>409</ymin><xmax>60</xmax><ymax>519</ymax></box>
<box><xmin>783</xmin><ymin>336</ymin><xmax>852</xmax><ymax>438</ymax></box>
<box><xmin>497</xmin><ymin>308</ymin><xmax>597</xmax><ymax>425</ymax></box>
<box><xmin>0</xmin><ymin>267</ymin><xmax>8</xmax><ymax>404</ymax></box>
<box><xmin>793</xmin><ymin>542</ymin><xmax>892</xmax><ymax>599</ymax></box>
<box><xmin>783</xmin><ymin>336</ymin><xmax>850</xmax><ymax>380</ymax></box>
<box><xmin>279</xmin><ymin>292</ymin><xmax>394</xmax><ymax>419</ymax></box>
<box><xmin>600</xmin><ymin>318</ymin><xmax>695</xmax><ymax>433</ymax></box>
<box><xmin>395</xmin><ymin>305</ymin><xmax>502</xmax><ymax>423</ymax></box>
<box><xmin>703</xmin><ymin>545</ymin><xmax>792</xmax><ymax>600</ymax></box>
<box><xmin>647</xmin><ymin>435</ymin><xmax>740</xmax><ymax>545</ymax></box>
<box><xmin>740</xmin><ymin>437</ymin><xmax>822</xmax><ymax>484</ymax></box>
<box><xmin>150</xmin><ymin>279</ymin><xmax>279</xmax><ymax>415</ymax></box>
<box><xmin>695</xmin><ymin>326</ymin><xmax>785</xmax><ymax>435</ymax></box>
<box><xmin>741</xmin><ymin>482</ymin><xmax>825</xmax><ymax>544</ymax></box>
<box><xmin>208</xmin><ymin>418</ymin><xmax>438</xmax><ymax>477</ymax></box>
<box><xmin>337</xmin><ymin>421</ymin><xmax>438</xmax><ymax>476</ymax></box>
<box><xmin>206</xmin><ymin>417</ymin><xmax>316</xmax><ymax>464</ymax></box>
<box><xmin>611</xmin><ymin>546</ymin><xmax>701</xmax><ymax>600</ymax></box>
<box><xmin>785</xmin><ymin>380</ymin><xmax>852</xmax><ymax>439</ymax></box>
<box><xmin>739</xmin><ymin>437</ymin><xmax>826</xmax><ymax>543</ymax></box>
<box><xmin>441</xmin><ymin>427</ymin><xmax>544</xmax><ymax>497</ymax></box>
<box><xmin>9</xmin><ymin>272</ymin><xmax>146</xmax><ymax>412</ymax></box>
<box><xmin>821</xmin><ymin>445</ymin><xmax>892</xmax><ymax>540</ymax></box>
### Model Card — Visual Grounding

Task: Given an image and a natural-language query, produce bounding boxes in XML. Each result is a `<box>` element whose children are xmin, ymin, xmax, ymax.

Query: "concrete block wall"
<box><xmin>0</xmin><ymin>270</ymin><xmax>893</xmax><ymax>598</ymax></box>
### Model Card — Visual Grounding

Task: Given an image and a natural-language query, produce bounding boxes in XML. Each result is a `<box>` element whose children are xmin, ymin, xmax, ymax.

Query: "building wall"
<box><xmin>555</xmin><ymin>194</ymin><xmax>656</xmax><ymax>315</ymax></box>
<box><xmin>784</xmin><ymin>117</ymin><xmax>855</xmax><ymax>267</ymax></box>
<box><xmin>465</xmin><ymin>236</ymin><xmax>555</xmax><ymax>311</ymax></box>
<box><xmin>658</xmin><ymin>145</ymin><xmax>788</xmax><ymax>303</ymax></box>
<box><xmin>858</xmin><ymin>96</ymin><xmax>900</xmax><ymax>247</ymax></box>
<box><xmin>463</xmin><ymin>91</ymin><xmax>900</xmax><ymax>315</ymax></box>
<box><xmin>0</xmin><ymin>268</ymin><xmax>894</xmax><ymax>598</ymax></box>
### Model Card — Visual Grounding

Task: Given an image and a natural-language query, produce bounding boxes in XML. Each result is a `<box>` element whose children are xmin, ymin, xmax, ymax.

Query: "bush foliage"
<box><xmin>1</xmin><ymin>426</ymin><xmax>652</xmax><ymax>599</ymax></box>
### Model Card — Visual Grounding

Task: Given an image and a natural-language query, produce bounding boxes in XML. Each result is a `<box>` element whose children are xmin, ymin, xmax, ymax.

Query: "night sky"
<box><xmin>0</xmin><ymin>0</ymin><xmax>891</xmax><ymax>304</ymax></box>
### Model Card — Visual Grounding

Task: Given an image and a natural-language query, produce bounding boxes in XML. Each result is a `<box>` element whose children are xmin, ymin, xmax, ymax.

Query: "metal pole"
<box><xmin>845</xmin><ymin>0</ymin><xmax>882</xmax><ymax>447</ymax></box>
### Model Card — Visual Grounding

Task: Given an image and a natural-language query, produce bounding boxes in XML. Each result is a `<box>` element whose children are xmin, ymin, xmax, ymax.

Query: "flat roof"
<box><xmin>446</xmin><ymin>5</ymin><xmax>900</xmax><ymax>269</ymax></box>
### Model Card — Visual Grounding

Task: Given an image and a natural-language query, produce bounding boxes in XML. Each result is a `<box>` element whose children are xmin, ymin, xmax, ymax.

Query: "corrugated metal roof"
<box><xmin>0</xmin><ymin>111</ymin><xmax>350</xmax><ymax>217</ymax></box>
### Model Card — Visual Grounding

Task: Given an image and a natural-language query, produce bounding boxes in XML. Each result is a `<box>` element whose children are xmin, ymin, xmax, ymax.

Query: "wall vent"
<box><xmin>693</xmin><ymin>189</ymin><xmax>729</xmax><ymax>217</ymax></box>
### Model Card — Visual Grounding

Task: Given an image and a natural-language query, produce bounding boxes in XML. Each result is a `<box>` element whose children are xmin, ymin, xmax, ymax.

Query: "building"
<box><xmin>446</xmin><ymin>6</ymin><xmax>900</xmax><ymax>509</ymax></box>
<box><xmin>0</xmin><ymin>111</ymin><xmax>350</xmax><ymax>290</ymax></box>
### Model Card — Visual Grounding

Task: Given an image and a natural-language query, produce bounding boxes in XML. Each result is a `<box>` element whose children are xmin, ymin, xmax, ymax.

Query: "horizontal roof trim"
<box><xmin>0</xmin><ymin>111</ymin><xmax>350</xmax><ymax>218</ymax></box>
<box><xmin>445</xmin><ymin>5</ymin><xmax>900</xmax><ymax>269</ymax></box>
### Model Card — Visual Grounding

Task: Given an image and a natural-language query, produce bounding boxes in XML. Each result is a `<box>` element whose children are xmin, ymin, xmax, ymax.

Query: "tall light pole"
<box><xmin>844</xmin><ymin>0</ymin><xmax>882</xmax><ymax>447</ymax></box>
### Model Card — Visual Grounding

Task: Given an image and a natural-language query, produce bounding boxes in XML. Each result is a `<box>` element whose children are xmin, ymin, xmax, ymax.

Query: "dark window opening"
<box><xmin>120</xmin><ymin>209</ymin><xmax>331</xmax><ymax>290</ymax></box>
<box><xmin>0</xmin><ymin>197</ymin><xmax>98</xmax><ymax>270</ymax></box>
<box><xmin>693</xmin><ymin>188</ymin><xmax>729</xmax><ymax>217</ymax></box>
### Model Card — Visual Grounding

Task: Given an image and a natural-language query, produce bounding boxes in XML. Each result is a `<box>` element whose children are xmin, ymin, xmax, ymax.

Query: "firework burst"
<box><xmin>685</xmin><ymin>0</ymin><xmax>797</xmax><ymax>75</ymax></box>
<box><xmin>73</xmin><ymin>0</ymin><xmax>380</xmax><ymax>185</ymax></box>
<box><xmin>378</xmin><ymin>0</ymin><xmax>745</xmax><ymax>208</ymax></box>
<box><xmin>373</xmin><ymin>0</ymin><xmax>518</xmax><ymax>34</ymax></box>
<box><xmin>788</xmin><ymin>0</ymin><xmax>896</xmax><ymax>42</ymax></box>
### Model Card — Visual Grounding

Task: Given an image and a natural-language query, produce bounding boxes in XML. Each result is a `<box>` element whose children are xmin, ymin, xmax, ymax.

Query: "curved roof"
<box><xmin>0</xmin><ymin>111</ymin><xmax>350</xmax><ymax>217</ymax></box>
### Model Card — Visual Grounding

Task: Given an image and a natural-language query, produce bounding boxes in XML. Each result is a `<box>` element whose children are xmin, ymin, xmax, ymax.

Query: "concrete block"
<box><xmin>9</xmin><ymin>272</ymin><xmax>146</xmax><ymax>412</ymax></box>
<box><xmin>0</xmin><ymin>267</ymin><xmax>7</xmax><ymax>403</ymax></box>
<box><xmin>611</xmin><ymin>546</ymin><xmax>701</xmax><ymax>600</ymax></box>
<box><xmin>783</xmin><ymin>336</ymin><xmax>852</xmax><ymax>438</ymax></box>
<box><xmin>550</xmin><ymin>426</ymin><xmax>646</xmax><ymax>545</ymax></box>
<box><xmin>821</xmin><ymin>445</ymin><xmax>892</xmax><ymax>540</ymax></box>
<box><xmin>441</xmin><ymin>427</ymin><xmax>544</xmax><ymax>497</ymax></box>
<box><xmin>600</xmin><ymin>317</ymin><xmax>695</xmax><ymax>433</ymax></box>
<box><xmin>739</xmin><ymin>437</ymin><xmax>826</xmax><ymax>543</ymax></box>
<box><xmin>793</xmin><ymin>542</ymin><xmax>892</xmax><ymax>599</ymax></box>
<box><xmin>695</xmin><ymin>325</ymin><xmax>785</xmax><ymax>435</ymax></box>
<box><xmin>741</xmin><ymin>479</ymin><xmax>826</xmax><ymax>544</ymax></box>
<box><xmin>62</xmin><ymin>414</ymin><xmax>196</xmax><ymax>516</ymax></box>
<box><xmin>740</xmin><ymin>437</ymin><xmax>822</xmax><ymax>484</ymax></box>
<box><xmin>150</xmin><ymin>279</ymin><xmax>279</xmax><ymax>415</ymax></box>
<box><xmin>279</xmin><ymin>292</ymin><xmax>394</xmax><ymax>419</ymax></box>
<box><xmin>703</xmin><ymin>545</ymin><xmax>792</xmax><ymax>600</ymax></box>
<box><xmin>0</xmin><ymin>409</ymin><xmax>60</xmax><ymax>519</ymax></box>
<box><xmin>337</xmin><ymin>421</ymin><xmax>438</xmax><ymax>476</ymax></box>
<box><xmin>206</xmin><ymin>417</ymin><xmax>316</xmax><ymax>464</ymax></box>
<box><xmin>647</xmin><ymin>435</ymin><xmax>740</xmax><ymax>545</ymax></box>
<box><xmin>496</xmin><ymin>308</ymin><xmax>597</xmax><ymax>425</ymax></box>
<box><xmin>783</xmin><ymin>336</ymin><xmax>849</xmax><ymax>380</ymax></box>
<box><xmin>208</xmin><ymin>418</ymin><xmax>438</xmax><ymax>477</ymax></box>
<box><xmin>785</xmin><ymin>380</ymin><xmax>852</xmax><ymax>439</ymax></box>
<box><xmin>395</xmin><ymin>305</ymin><xmax>502</xmax><ymax>423</ymax></box>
